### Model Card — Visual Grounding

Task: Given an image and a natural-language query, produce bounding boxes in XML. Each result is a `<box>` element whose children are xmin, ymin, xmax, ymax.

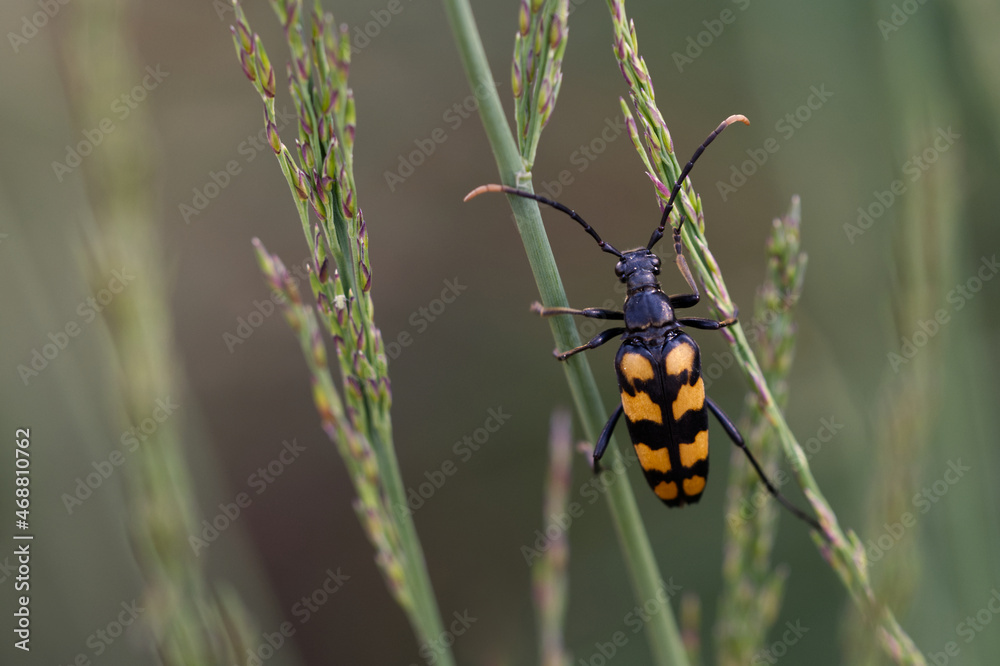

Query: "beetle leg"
<box><xmin>668</xmin><ymin>293</ymin><xmax>700</xmax><ymax>309</ymax></box>
<box><xmin>592</xmin><ymin>403</ymin><xmax>624</xmax><ymax>473</ymax></box>
<box><xmin>531</xmin><ymin>302</ymin><xmax>624</xmax><ymax>320</ymax></box>
<box><xmin>554</xmin><ymin>327</ymin><xmax>627</xmax><ymax>361</ymax></box>
<box><xmin>705</xmin><ymin>396</ymin><xmax>828</xmax><ymax>539</ymax></box>
<box><xmin>672</xmin><ymin>253</ymin><xmax>700</xmax><ymax>302</ymax></box>
<box><xmin>677</xmin><ymin>315</ymin><xmax>737</xmax><ymax>330</ymax></box>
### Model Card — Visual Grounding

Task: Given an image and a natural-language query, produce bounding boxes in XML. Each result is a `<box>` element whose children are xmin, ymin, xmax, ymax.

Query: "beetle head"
<box><xmin>615</xmin><ymin>249</ymin><xmax>662</xmax><ymax>293</ymax></box>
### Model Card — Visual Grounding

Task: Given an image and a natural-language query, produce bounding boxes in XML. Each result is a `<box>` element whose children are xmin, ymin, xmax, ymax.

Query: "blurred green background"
<box><xmin>2</xmin><ymin>0</ymin><xmax>999</xmax><ymax>664</ymax></box>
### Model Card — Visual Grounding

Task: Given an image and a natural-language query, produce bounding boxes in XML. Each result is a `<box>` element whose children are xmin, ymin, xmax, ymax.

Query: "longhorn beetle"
<box><xmin>465</xmin><ymin>114</ymin><xmax>822</xmax><ymax>533</ymax></box>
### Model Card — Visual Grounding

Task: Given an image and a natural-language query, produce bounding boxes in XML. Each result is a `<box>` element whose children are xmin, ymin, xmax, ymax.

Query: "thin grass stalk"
<box><xmin>843</xmin><ymin>128</ymin><xmax>940</xmax><ymax>666</ymax></box>
<box><xmin>950</xmin><ymin>0</ymin><xmax>1000</xmax><ymax>159</ymax></box>
<box><xmin>230</xmin><ymin>1</ymin><xmax>452</xmax><ymax>662</ymax></box>
<box><xmin>844</xmin><ymin>9</ymin><xmax>959</xmax><ymax>661</ymax></box>
<box><xmin>442</xmin><ymin>1</ymin><xmax>688</xmax><ymax>664</ymax></box>
<box><xmin>61</xmin><ymin>2</ymin><xmax>257</xmax><ymax>662</ymax></box>
<box><xmin>715</xmin><ymin>198</ymin><xmax>806</xmax><ymax>664</ymax></box>
<box><xmin>604</xmin><ymin>0</ymin><xmax>925</xmax><ymax>662</ymax></box>
<box><xmin>680</xmin><ymin>593</ymin><xmax>702</xmax><ymax>666</ymax></box>
<box><xmin>534</xmin><ymin>410</ymin><xmax>573</xmax><ymax>666</ymax></box>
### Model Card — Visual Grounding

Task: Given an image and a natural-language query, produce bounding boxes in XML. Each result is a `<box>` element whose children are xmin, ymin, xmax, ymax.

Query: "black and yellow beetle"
<box><xmin>466</xmin><ymin>115</ymin><xmax>821</xmax><ymax>531</ymax></box>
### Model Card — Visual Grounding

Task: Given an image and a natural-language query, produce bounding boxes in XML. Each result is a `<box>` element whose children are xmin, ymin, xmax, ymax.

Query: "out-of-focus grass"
<box><xmin>533</xmin><ymin>409</ymin><xmax>572</xmax><ymax>666</ymax></box>
<box><xmin>231</xmin><ymin>1</ymin><xmax>455</xmax><ymax>661</ymax></box>
<box><xmin>715</xmin><ymin>197</ymin><xmax>807</xmax><ymax>664</ymax></box>
<box><xmin>1</xmin><ymin>0</ymin><xmax>999</xmax><ymax>663</ymax></box>
<box><xmin>54</xmin><ymin>1</ymin><xmax>275</xmax><ymax>663</ymax></box>
<box><xmin>841</xmin><ymin>2</ymin><xmax>1000</xmax><ymax>665</ymax></box>
<box><xmin>446</xmin><ymin>0</ymin><xmax>690</xmax><ymax>662</ymax></box>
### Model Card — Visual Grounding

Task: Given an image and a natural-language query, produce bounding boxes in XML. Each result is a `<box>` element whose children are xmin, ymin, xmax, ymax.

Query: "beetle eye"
<box><xmin>651</xmin><ymin>256</ymin><xmax>661</xmax><ymax>273</ymax></box>
<box><xmin>614</xmin><ymin>262</ymin><xmax>625</xmax><ymax>278</ymax></box>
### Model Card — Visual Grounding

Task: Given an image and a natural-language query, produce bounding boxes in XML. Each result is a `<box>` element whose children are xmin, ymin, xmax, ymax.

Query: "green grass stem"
<box><xmin>442</xmin><ymin>1</ymin><xmax>689</xmax><ymax>664</ymax></box>
<box><xmin>603</xmin><ymin>1</ymin><xmax>926</xmax><ymax>662</ymax></box>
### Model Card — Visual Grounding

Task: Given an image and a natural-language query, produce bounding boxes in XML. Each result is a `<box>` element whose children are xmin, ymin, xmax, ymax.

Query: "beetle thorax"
<box><xmin>616</xmin><ymin>248</ymin><xmax>663</xmax><ymax>296</ymax></box>
<box><xmin>623</xmin><ymin>289</ymin><xmax>674</xmax><ymax>332</ymax></box>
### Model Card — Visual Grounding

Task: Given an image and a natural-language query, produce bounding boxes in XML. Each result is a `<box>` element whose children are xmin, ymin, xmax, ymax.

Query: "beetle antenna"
<box><xmin>647</xmin><ymin>114</ymin><xmax>749</xmax><ymax>251</ymax></box>
<box><xmin>465</xmin><ymin>184</ymin><xmax>623</xmax><ymax>258</ymax></box>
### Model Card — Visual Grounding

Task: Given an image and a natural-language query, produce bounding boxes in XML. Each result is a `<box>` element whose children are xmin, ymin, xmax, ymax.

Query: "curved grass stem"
<box><xmin>442</xmin><ymin>1</ymin><xmax>688</xmax><ymax>664</ymax></box>
<box><xmin>603</xmin><ymin>1</ymin><xmax>926</xmax><ymax>662</ymax></box>
<box><xmin>232</xmin><ymin>2</ymin><xmax>453</xmax><ymax>662</ymax></box>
